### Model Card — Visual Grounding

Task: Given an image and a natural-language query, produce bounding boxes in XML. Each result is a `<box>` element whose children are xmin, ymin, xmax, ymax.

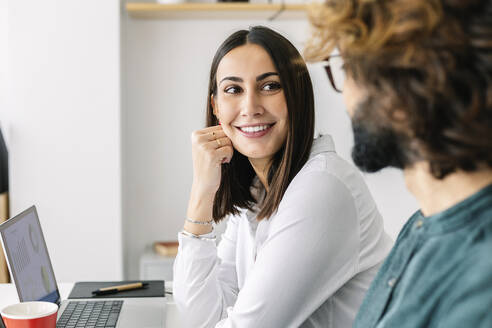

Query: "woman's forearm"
<box><xmin>185</xmin><ymin>126</ymin><xmax>233</xmax><ymax>235</ymax></box>
<box><xmin>184</xmin><ymin>186</ymin><xmax>215</xmax><ymax>235</ymax></box>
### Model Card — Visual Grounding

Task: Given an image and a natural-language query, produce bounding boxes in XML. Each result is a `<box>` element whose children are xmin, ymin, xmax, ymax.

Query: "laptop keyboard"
<box><xmin>56</xmin><ymin>300</ymin><xmax>123</xmax><ymax>328</ymax></box>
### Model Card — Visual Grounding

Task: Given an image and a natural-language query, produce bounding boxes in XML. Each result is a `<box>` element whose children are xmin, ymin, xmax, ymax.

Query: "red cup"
<box><xmin>1</xmin><ymin>301</ymin><xmax>58</xmax><ymax>328</ymax></box>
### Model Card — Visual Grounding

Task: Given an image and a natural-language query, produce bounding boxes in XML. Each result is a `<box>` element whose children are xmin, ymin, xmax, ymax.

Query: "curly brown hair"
<box><xmin>305</xmin><ymin>0</ymin><xmax>492</xmax><ymax>179</ymax></box>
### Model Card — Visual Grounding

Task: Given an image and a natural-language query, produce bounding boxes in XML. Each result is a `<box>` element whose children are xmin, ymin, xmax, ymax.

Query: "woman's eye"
<box><xmin>224</xmin><ymin>86</ymin><xmax>242</xmax><ymax>94</ymax></box>
<box><xmin>262</xmin><ymin>82</ymin><xmax>282</xmax><ymax>91</ymax></box>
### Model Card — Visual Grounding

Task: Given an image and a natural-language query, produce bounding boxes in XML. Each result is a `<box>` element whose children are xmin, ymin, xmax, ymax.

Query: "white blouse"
<box><xmin>173</xmin><ymin>135</ymin><xmax>393</xmax><ymax>328</ymax></box>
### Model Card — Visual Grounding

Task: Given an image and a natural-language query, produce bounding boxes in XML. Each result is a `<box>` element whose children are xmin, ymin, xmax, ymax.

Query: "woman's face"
<box><xmin>213</xmin><ymin>43</ymin><xmax>288</xmax><ymax>162</ymax></box>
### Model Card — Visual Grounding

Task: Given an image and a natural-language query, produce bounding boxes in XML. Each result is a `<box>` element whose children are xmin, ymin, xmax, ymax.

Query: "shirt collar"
<box><xmin>309</xmin><ymin>134</ymin><xmax>337</xmax><ymax>160</ymax></box>
<box><xmin>420</xmin><ymin>183</ymin><xmax>492</xmax><ymax>235</ymax></box>
<box><xmin>246</xmin><ymin>135</ymin><xmax>336</xmax><ymax>221</ymax></box>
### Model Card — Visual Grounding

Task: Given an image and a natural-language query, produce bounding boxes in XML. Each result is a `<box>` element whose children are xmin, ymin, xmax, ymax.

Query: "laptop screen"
<box><xmin>0</xmin><ymin>206</ymin><xmax>59</xmax><ymax>303</ymax></box>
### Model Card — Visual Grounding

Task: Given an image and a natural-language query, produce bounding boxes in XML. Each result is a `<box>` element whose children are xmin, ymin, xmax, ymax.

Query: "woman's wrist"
<box><xmin>183</xmin><ymin>220</ymin><xmax>214</xmax><ymax>235</ymax></box>
<box><xmin>187</xmin><ymin>186</ymin><xmax>215</xmax><ymax>217</ymax></box>
<box><xmin>189</xmin><ymin>182</ymin><xmax>217</xmax><ymax>203</ymax></box>
<box><xmin>185</xmin><ymin>188</ymin><xmax>216</xmax><ymax>235</ymax></box>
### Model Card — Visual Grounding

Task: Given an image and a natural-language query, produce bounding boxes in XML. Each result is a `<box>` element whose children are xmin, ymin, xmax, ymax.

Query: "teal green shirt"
<box><xmin>354</xmin><ymin>184</ymin><xmax>492</xmax><ymax>327</ymax></box>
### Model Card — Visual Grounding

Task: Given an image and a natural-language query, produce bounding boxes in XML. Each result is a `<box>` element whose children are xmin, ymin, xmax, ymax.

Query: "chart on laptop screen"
<box><xmin>2</xmin><ymin>209</ymin><xmax>57</xmax><ymax>302</ymax></box>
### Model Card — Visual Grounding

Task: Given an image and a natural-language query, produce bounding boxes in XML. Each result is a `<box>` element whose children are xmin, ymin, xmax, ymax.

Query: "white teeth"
<box><xmin>240</xmin><ymin>125</ymin><xmax>271</xmax><ymax>133</ymax></box>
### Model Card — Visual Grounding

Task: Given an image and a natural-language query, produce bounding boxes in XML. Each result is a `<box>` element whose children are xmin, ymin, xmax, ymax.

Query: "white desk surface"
<box><xmin>0</xmin><ymin>282</ymin><xmax>183</xmax><ymax>328</ymax></box>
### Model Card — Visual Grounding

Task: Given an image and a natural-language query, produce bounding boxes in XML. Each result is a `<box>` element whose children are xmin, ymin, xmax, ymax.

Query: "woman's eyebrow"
<box><xmin>256</xmin><ymin>72</ymin><xmax>279</xmax><ymax>81</ymax></box>
<box><xmin>219</xmin><ymin>76</ymin><xmax>243</xmax><ymax>85</ymax></box>
<box><xmin>219</xmin><ymin>72</ymin><xmax>279</xmax><ymax>86</ymax></box>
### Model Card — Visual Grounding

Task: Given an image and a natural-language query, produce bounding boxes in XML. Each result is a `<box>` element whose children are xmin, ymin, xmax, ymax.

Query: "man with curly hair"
<box><xmin>305</xmin><ymin>0</ymin><xmax>492</xmax><ymax>326</ymax></box>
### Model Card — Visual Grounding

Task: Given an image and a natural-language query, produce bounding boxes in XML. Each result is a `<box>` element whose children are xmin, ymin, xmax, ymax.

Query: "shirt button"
<box><xmin>415</xmin><ymin>220</ymin><xmax>424</xmax><ymax>228</ymax></box>
<box><xmin>388</xmin><ymin>278</ymin><xmax>397</xmax><ymax>287</ymax></box>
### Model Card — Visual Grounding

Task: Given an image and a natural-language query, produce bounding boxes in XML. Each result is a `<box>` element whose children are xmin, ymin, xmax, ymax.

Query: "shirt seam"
<box><xmin>315</xmin><ymin>154</ymin><xmax>362</xmax><ymax>275</ymax></box>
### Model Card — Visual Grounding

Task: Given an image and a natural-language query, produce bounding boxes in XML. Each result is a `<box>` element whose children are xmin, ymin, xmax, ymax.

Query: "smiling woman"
<box><xmin>213</xmin><ymin>45</ymin><xmax>288</xmax><ymax>177</ymax></box>
<box><xmin>172</xmin><ymin>26</ymin><xmax>393</xmax><ymax>328</ymax></box>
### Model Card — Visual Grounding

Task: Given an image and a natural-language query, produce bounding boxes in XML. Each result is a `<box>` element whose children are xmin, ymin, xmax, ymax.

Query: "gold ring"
<box><xmin>216</xmin><ymin>138</ymin><xmax>221</xmax><ymax>147</ymax></box>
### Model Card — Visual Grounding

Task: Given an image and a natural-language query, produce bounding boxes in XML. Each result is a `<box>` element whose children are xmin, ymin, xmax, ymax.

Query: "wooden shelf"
<box><xmin>126</xmin><ymin>3</ymin><xmax>308</xmax><ymax>20</ymax></box>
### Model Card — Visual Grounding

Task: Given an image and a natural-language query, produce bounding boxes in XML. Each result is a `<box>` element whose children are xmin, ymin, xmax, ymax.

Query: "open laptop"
<box><xmin>0</xmin><ymin>206</ymin><xmax>166</xmax><ymax>327</ymax></box>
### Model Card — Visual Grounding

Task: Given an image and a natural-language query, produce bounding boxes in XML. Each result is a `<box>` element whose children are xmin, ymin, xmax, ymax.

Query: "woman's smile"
<box><xmin>235</xmin><ymin>123</ymin><xmax>276</xmax><ymax>138</ymax></box>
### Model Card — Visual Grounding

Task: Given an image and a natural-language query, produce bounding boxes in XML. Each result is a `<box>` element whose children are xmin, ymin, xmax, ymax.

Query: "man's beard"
<box><xmin>351</xmin><ymin>104</ymin><xmax>409</xmax><ymax>173</ymax></box>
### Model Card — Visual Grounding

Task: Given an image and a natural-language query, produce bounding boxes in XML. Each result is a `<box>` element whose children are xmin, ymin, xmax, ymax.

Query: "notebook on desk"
<box><xmin>68</xmin><ymin>280</ymin><xmax>164</xmax><ymax>299</ymax></box>
<box><xmin>0</xmin><ymin>206</ymin><xmax>167</xmax><ymax>328</ymax></box>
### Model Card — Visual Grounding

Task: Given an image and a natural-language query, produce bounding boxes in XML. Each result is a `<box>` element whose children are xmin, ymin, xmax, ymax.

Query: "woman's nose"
<box><xmin>240</xmin><ymin>91</ymin><xmax>264</xmax><ymax>117</ymax></box>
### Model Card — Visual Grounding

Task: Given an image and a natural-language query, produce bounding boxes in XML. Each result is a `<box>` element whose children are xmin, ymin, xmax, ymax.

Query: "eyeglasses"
<box><xmin>322</xmin><ymin>54</ymin><xmax>345</xmax><ymax>93</ymax></box>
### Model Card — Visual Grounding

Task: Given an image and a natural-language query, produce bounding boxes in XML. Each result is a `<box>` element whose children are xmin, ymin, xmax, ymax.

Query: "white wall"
<box><xmin>7</xmin><ymin>0</ymin><xmax>123</xmax><ymax>281</ymax></box>
<box><xmin>122</xmin><ymin>16</ymin><xmax>418</xmax><ymax>279</ymax></box>
<box><xmin>0</xmin><ymin>0</ymin><xmax>7</xmax><ymax>134</ymax></box>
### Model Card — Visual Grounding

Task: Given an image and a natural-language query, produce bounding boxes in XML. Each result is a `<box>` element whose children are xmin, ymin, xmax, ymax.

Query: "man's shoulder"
<box><xmin>437</xmin><ymin>243</ymin><xmax>492</xmax><ymax>326</ymax></box>
<box><xmin>439</xmin><ymin>218</ymin><xmax>492</xmax><ymax>304</ymax></box>
<box><xmin>455</xmin><ymin>226</ymin><xmax>492</xmax><ymax>277</ymax></box>
<box><xmin>454</xmin><ymin>207</ymin><xmax>492</xmax><ymax>262</ymax></box>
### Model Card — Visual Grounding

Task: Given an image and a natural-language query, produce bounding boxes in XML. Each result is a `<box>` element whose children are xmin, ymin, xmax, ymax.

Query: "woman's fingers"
<box><xmin>191</xmin><ymin>125</ymin><xmax>233</xmax><ymax>166</ymax></box>
<box><xmin>216</xmin><ymin>145</ymin><xmax>234</xmax><ymax>164</ymax></box>
<box><xmin>200</xmin><ymin>137</ymin><xmax>232</xmax><ymax>164</ymax></box>
<box><xmin>206</xmin><ymin>130</ymin><xmax>227</xmax><ymax>142</ymax></box>
<box><xmin>200</xmin><ymin>125</ymin><xmax>224</xmax><ymax>133</ymax></box>
<box><xmin>200</xmin><ymin>125</ymin><xmax>226</xmax><ymax>138</ymax></box>
<box><xmin>207</xmin><ymin>136</ymin><xmax>232</xmax><ymax>149</ymax></box>
<box><xmin>193</xmin><ymin>126</ymin><xmax>227</xmax><ymax>143</ymax></box>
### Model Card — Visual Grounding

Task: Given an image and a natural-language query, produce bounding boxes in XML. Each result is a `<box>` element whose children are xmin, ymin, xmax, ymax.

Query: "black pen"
<box><xmin>92</xmin><ymin>282</ymin><xmax>149</xmax><ymax>296</ymax></box>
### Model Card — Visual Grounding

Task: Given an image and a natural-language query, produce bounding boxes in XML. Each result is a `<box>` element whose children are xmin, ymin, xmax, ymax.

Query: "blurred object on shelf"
<box><xmin>218</xmin><ymin>0</ymin><xmax>249</xmax><ymax>3</ymax></box>
<box><xmin>153</xmin><ymin>241</ymin><xmax>179</xmax><ymax>257</ymax></box>
<box><xmin>157</xmin><ymin>0</ymin><xmax>186</xmax><ymax>4</ymax></box>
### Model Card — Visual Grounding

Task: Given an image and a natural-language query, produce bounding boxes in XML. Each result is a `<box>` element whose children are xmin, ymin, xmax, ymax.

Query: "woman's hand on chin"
<box><xmin>190</xmin><ymin>125</ymin><xmax>233</xmax><ymax>195</ymax></box>
<box><xmin>185</xmin><ymin>125</ymin><xmax>233</xmax><ymax>233</ymax></box>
